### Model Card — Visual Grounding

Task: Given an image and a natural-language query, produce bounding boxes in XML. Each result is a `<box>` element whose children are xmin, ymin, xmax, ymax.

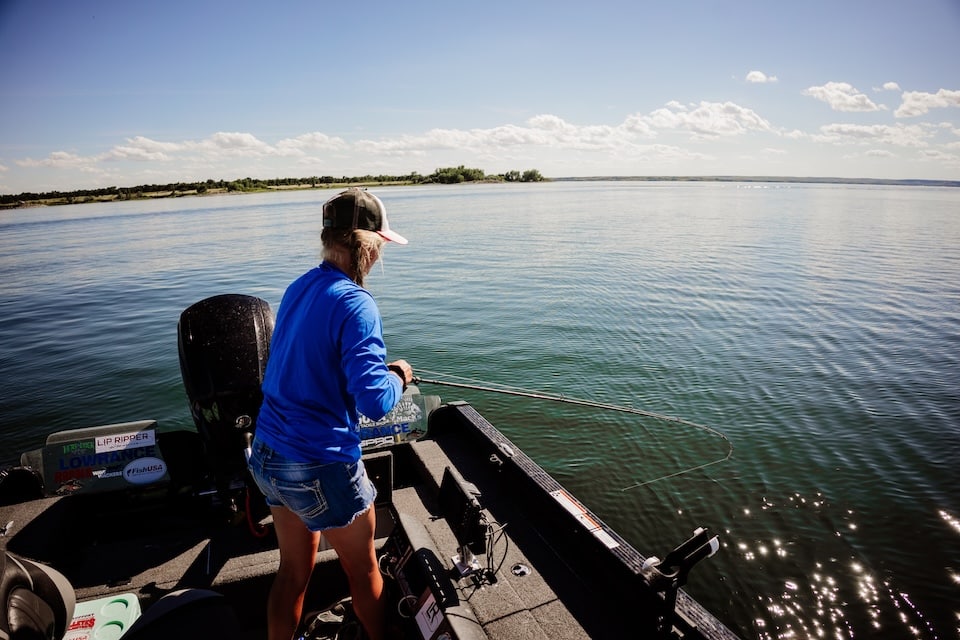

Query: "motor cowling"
<box><xmin>177</xmin><ymin>294</ymin><xmax>274</xmax><ymax>487</ymax></box>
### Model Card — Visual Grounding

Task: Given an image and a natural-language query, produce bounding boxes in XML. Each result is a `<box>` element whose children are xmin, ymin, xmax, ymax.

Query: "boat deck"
<box><xmin>0</xmin><ymin>402</ymin><xmax>738</xmax><ymax>639</ymax></box>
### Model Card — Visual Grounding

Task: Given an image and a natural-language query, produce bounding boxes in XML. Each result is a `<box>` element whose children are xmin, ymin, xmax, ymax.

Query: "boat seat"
<box><xmin>0</xmin><ymin>551</ymin><xmax>242</xmax><ymax>640</ymax></box>
<box><xmin>0</xmin><ymin>551</ymin><xmax>74</xmax><ymax>640</ymax></box>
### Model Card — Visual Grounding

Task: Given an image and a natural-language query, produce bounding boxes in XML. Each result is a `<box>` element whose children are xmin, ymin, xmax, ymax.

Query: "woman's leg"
<box><xmin>269</xmin><ymin>505</ymin><xmax>322</xmax><ymax>640</ymax></box>
<box><xmin>323</xmin><ymin>506</ymin><xmax>385</xmax><ymax>640</ymax></box>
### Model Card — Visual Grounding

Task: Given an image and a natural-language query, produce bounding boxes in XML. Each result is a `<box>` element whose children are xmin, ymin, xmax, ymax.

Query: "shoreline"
<box><xmin>3</xmin><ymin>175</ymin><xmax>958</xmax><ymax>210</ymax></box>
<box><xmin>0</xmin><ymin>180</ymin><xmax>412</xmax><ymax>210</ymax></box>
<box><xmin>551</xmin><ymin>175</ymin><xmax>960</xmax><ymax>187</ymax></box>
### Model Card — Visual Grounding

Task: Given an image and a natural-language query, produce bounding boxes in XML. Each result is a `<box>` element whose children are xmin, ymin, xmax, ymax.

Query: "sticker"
<box><xmin>414</xmin><ymin>592</ymin><xmax>443</xmax><ymax>639</ymax></box>
<box><xmin>550</xmin><ymin>489</ymin><xmax>620</xmax><ymax>549</ymax></box>
<box><xmin>358</xmin><ymin>395</ymin><xmax>428</xmax><ymax>449</ymax></box>
<box><xmin>359</xmin><ymin>397</ymin><xmax>423</xmax><ymax>427</ymax></box>
<box><xmin>123</xmin><ymin>457</ymin><xmax>167</xmax><ymax>485</ymax></box>
<box><xmin>96</xmin><ymin>430</ymin><xmax>156</xmax><ymax>454</ymax></box>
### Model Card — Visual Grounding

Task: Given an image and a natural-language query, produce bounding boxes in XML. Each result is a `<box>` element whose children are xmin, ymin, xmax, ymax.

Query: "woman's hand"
<box><xmin>387</xmin><ymin>359</ymin><xmax>413</xmax><ymax>389</ymax></box>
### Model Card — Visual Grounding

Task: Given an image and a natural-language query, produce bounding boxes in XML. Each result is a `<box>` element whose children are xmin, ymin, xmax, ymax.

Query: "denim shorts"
<box><xmin>247</xmin><ymin>436</ymin><xmax>377</xmax><ymax>532</ymax></box>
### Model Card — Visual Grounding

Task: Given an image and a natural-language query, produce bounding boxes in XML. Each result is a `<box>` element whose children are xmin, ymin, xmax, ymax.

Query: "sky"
<box><xmin>1</xmin><ymin>0</ymin><xmax>959</xmax><ymax>194</ymax></box>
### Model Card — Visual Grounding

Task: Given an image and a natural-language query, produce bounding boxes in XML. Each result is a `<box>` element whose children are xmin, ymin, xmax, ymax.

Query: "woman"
<box><xmin>248</xmin><ymin>187</ymin><xmax>413</xmax><ymax>640</ymax></box>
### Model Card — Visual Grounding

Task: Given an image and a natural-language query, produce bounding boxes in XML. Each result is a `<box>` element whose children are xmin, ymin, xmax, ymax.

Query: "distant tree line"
<box><xmin>0</xmin><ymin>166</ymin><xmax>547</xmax><ymax>208</ymax></box>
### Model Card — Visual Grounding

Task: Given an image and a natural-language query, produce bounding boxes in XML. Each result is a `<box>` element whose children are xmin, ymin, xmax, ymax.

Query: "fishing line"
<box><xmin>412</xmin><ymin>369</ymin><xmax>733</xmax><ymax>491</ymax></box>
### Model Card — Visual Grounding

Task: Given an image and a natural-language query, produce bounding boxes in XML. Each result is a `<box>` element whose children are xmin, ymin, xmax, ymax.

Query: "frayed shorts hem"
<box><xmin>247</xmin><ymin>436</ymin><xmax>377</xmax><ymax>532</ymax></box>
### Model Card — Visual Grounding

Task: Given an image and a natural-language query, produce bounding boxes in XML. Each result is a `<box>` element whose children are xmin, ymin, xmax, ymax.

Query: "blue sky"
<box><xmin>2</xmin><ymin>0</ymin><xmax>959</xmax><ymax>193</ymax></box>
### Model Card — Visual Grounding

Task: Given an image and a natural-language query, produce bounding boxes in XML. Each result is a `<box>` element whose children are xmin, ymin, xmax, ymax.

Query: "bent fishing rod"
<box><xmin>411</xmin><ymin>372</ymin><xmax>733</xmax><ymax>490</ymax></box>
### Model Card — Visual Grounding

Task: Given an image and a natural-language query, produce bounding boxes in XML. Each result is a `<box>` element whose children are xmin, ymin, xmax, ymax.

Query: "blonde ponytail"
<box><xmin>322</xmin><ymin>228</ymin><xmax>385</xmax><ymax>287</ymax></box>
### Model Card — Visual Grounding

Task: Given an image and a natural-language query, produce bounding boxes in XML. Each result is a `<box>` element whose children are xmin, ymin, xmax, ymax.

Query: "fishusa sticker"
<box><xmin>123</xmin><ymin>457</ymin><xmax>167</xmax><ymax>485</ymax></box>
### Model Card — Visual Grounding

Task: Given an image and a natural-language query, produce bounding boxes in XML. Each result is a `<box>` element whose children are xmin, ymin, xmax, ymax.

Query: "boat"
<box><xmin>0</xmin><ymin>294</ymin><xmax>740</xmax><ymax>640</ymax></box>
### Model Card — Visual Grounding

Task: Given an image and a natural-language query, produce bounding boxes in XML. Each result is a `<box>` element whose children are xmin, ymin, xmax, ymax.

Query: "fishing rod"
<box><xmin>411</xmin><ymin>372</ymin><xmax>733</xmax><ymax>491</ymax></box>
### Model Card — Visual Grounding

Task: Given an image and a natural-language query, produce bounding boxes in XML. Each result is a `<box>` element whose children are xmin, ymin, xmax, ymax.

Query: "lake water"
<box><xmin>2</xmin><ymin>181</ymin><xmax>958</xmax><ymax>639</ymax></box>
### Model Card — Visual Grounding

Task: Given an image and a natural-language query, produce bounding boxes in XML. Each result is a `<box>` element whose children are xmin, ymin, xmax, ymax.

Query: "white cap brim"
<box><xmin>368</xmin><ymin>193</ymin><xmax>408</xmax><ymax>244</ymax></box>
<box><xmin>377</xmin><ymin>228</ymin><xmax>408</xmax><ymax>244</ymax></box>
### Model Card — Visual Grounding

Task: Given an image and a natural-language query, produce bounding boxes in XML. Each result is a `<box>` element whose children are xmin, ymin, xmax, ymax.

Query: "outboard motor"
<box><xmin>177</xmin><ymin>294</ymin><xmax>274</xmax><ymax>510</ymax></box>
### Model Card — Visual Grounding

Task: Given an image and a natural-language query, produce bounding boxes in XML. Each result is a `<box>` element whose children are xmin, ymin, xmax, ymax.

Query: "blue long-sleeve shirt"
<box><xmin>255</xmin><ymin>261</ymin><xmax>402</xmax><ymax>463</ymax></box>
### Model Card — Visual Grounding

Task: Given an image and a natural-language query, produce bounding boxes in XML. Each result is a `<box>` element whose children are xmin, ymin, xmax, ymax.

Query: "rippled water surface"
<box><xmin>2</xmin><ymin>182</ymin><xmax>958</xmax><ymax>638</ymax></box>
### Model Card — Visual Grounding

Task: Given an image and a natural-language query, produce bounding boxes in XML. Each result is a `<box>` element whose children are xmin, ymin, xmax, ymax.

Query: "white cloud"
<box><xmin>105</xmin><ymin>137</ymin><xmax>182</xmax><ymax>162</ymax></box>
<box><xmin>746</xmin><ymin>71</ymin><xmax>778</xmax><ymax>84</ymax></box>
<box><xmin>126</xmin><ymin>136</ymin><xmax>183</xmax><ymax>153</ymax></box>
<box><xmin>99</xmin><ymin>133</ymin><xmax>309</xmax><ymax>164</ymax></box>
<box><xmin>7</xmin><ymin>102</ymin><xmax>781</xmax><ymax>190</ymax></box>
<box><xmin>527</xmin><ymin>114</ymin><xmax>573</xmax><ymax>132</ymax></box>
<box><xmin>529</xmin><ymin>118</ymin><xmax>623</xmax><ymax>150</ymax></box>
<box><xmin>895</xmin><ymin>89</ymin><xmax>960</xmax><ymax>118</ymax></box>
<box><xmin>621</xmin><ymin>113</ymin><xmax>657</xmax><ymax>137</ymax></box>
<box><xmin>918</xmin><ymin>148</ymin><xmax>960</xmax><ymax>163</ymax></box>
<box><xmin>201</xmin><ymin>132</ymin><xmax>273</xmax><ymax>153</ymax></box>
<box><xmin>355</xmin><ymin>131</ymin><xmax>461</xmax><ymax>155</ymax></box>
<box><xmin>814</xmin><ymin>122</ymin><xmax>932</xmax><ymax>147</ymax></box>
<box><xmin>17</xmin><ymin>151</ymin><xmax>92</xmax><ymax>169</ymax></box>
<box><xmin>804</xmin><ymin>82</ymin><xmax>881</xmax><ymax>112</ymax></box>
<box><xmin>342</xmin><ymin>119</ymin><xmax>710</xmax><ymax>173</ymax></box>
<box><xmin>275</xmin><ymin>132</ymin><xmax>348</xmax><ymax>155</ymax></box>
<box><xmin>353</xmin><ymin>117</ymin><xmax>629</xmax><ymax>157</ymax></box>
<box><xmin>640</xmin><ymin>101</ymin><xmax>774</xmax><ymax>138</ymax></box>
<box><xmin>8</xmin><ymin>85</ymin><xmax>960</xmax><ymax>192</ymax></box>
